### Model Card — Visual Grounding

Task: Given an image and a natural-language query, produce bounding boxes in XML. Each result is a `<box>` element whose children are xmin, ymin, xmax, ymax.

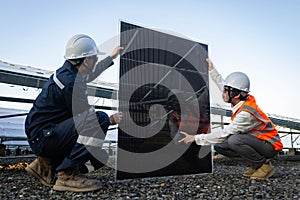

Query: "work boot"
<box><xmin>243</xmin><ymin>167</ymin><xmax>256</xmax><ymax>177</ymax></box>
<box><xmin>53</xmin><ymin>167</ymin><xmax>101</xmax><ymax>192</ymax></box>
<box><xmin>250</xmin><ymin>163</ymin><xmax>276</xmax><ymax>180</ymax></box>
<box><xmin>25</xmin><ymin>157</ymin><xmax>56</xmax><ymax>187</ymax></box>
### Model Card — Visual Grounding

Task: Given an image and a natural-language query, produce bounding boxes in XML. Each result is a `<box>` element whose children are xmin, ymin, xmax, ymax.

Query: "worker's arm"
<box><xmin>179</xmin><ymin>111</ymin><xmax>262</xmax><ymax>145</ymax></box>
<box><xmin>86</xmin><ymin>46</ymin><xmax>123</xmax><ymax>82</ymax></box>
<box><xmin>206</xmin><ymin>58</ymin><xmax>224</xmax><ymax>92</ymax></box>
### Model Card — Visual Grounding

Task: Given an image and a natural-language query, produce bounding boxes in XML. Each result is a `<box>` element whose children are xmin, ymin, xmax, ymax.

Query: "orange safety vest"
<box><xmin>231</xmin><ymin>95</ymin><xmax>283</xmax><ymax>151</ymax></box>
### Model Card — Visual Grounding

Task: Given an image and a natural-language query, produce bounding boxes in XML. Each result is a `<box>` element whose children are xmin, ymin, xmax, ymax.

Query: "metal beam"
<box><xmin>1</xmin><ymin>68</ymin><xmax>300</xmax><ymax>131</ymax></box>
<box><xmin>210</xmin><ymin>106</ymin><xmax>232</xmax><ymax>117</ymax></box>
<box><xmin>0</xmin><ymin>69</ymin><xmax>117</xmax><ymax>99</ymax></box>
<box><xmin>0</xmin><ymin>96</ymin><xmax>117</xmax><ymax>116</ymax></box>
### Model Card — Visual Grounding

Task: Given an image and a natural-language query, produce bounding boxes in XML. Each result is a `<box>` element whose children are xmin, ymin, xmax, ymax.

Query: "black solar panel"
<box><xmin>117</xmin><ymin>21</ymin><xmax>212</xmax><ymax>180</ymax></box>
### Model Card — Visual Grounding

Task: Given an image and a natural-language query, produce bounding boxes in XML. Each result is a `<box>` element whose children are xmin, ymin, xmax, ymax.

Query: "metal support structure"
<box><xmin>0</xmin><ymin>69</ymin><xmax>117</xmax><ymax>99</ymax></box>
<box><xmin>1</xmin><ymin>63</ymin><xmax>300</xmax><ymax>152</ymax></box>
<box><xmin>291</xmin><ymin>128</ymin><xmax>294</xmax><ymax>149</ymax></box>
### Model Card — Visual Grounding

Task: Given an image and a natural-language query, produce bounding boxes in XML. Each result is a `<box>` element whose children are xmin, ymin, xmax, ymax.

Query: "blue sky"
<box><xmin>0</xmin><ymin>0</ymin><xmax>300</xmax><ymax>119</ymax></box>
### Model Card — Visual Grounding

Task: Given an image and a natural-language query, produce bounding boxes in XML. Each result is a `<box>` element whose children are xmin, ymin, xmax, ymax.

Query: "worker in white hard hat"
<box><xmin>179</xmin><ymin>58</ymin><xmax>283</xmax><ymax>180</ymax></box>
<box><xmin>25</xmin><ymin>34</ymin><xmax>123</xmax><ymax>192</ymax></box>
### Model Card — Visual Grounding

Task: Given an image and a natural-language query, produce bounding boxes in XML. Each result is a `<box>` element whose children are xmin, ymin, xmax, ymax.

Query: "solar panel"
<box><xmin>117</xmin><ymin>21</ymin><xmax>212</xmax><ymax>179</ymax></box>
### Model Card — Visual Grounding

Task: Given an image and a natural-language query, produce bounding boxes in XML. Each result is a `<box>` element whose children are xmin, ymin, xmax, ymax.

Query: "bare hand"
<box><xmin>110</xmin><ymin>46</ymin><xmax>124</xmax><ymax>59</ymax></box>
<box><xmin>178</xmin><ymin>131</ymin><xmax>195</xmax><ymax>144</ymax></box>
<box><xmin>110</xmin><ymin>112</ymin><xmax>123</xmax><ymax>125</ymax></box>
<box><xmin>206</xmin><ymin>58</ymin><xmax>214</xmax><ymax>71</ymax></box>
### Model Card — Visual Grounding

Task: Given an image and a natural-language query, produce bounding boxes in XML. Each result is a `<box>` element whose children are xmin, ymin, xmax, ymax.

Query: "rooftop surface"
<box><xmin>0</xmin><ymin>156</ymin><xmax>299</xmax><ymax>199</ymax></box>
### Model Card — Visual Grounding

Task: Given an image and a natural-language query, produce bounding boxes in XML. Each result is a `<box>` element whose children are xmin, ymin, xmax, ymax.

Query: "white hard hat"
<box><xmin>224</xmin><ymin>72</ymin><xmax>250</xmax><ymax>92</ymax></box>
<box><xmin>64</xmin><ymin>34</ymin><xmax>105</xmax><ymax>59</ymax></box>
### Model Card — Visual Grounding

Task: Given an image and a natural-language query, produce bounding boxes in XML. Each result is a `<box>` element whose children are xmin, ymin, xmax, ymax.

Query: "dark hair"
<box><xmin>239</xmin><ymin>92</ymin><xmax>249</xmax><ymax>101</ymax></box>
<box><xmin>230</xmin><ymin>88</ymin><xmax>248</xmax><ymax>101</ymax></box>
<box><xmin>67</xmin><ymin>58</ymin><xmax>85</xmax><ymax>66</ymax></box>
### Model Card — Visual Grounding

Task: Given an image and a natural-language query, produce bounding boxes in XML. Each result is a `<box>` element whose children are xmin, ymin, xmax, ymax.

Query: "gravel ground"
<box><xmin>0</xmin><ymin>156</ymin><xmax>299</xmax><ymax>200</ymax></box>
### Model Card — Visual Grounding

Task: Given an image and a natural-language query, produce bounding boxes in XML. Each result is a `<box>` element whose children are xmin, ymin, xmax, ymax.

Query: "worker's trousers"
<box><xmin>32</xmin><ymin>110</ymin><xmax>110</xmax><ymax>173</ymax></box>
<box><xmin>214</xmin><ymin>134</ymin><xmax>278</xmax><ymax>169</ymax></box>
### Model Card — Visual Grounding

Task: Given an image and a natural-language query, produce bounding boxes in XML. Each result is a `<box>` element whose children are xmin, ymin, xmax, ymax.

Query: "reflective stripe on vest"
<box><xmin>242</xmin><ymin>105</ymin><xmax>274</xmax><ymax>131</ymax></box>
<box><xmin>231</xmin><ymin>95</ymin><xmax>283</xmax><ymax>151</ymax></box>
<box><xmin>53</xmin><ymin>72</ymin><xmax>65</xmax><ymax>90</ymax></box>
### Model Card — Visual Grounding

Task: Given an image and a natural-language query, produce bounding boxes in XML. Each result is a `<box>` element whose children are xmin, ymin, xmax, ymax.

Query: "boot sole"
<box><xmin>250</xmin><ymin>168</ymin><xmax>276</xmax><ymax>180</ymax></box>
<box><xmin>243</xmin><ymin>168</ymin><xmax>256</xmax><ymax>177</ymax></box>
<box><xmin>25</xmin><ymin>166</ymin><xmax>53</xmax><ymax>187</ymax></box>
<box><xmin>53</xmin><ymin>185</ymin><xmax>102</xmax><ymax>192</ymax></box>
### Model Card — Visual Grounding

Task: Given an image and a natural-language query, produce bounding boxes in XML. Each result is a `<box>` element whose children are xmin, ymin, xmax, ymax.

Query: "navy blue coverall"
<box><xmin>25</xmin><ymin>56</ymin><xmax>113</xmax><ymax>173</ymax></box>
